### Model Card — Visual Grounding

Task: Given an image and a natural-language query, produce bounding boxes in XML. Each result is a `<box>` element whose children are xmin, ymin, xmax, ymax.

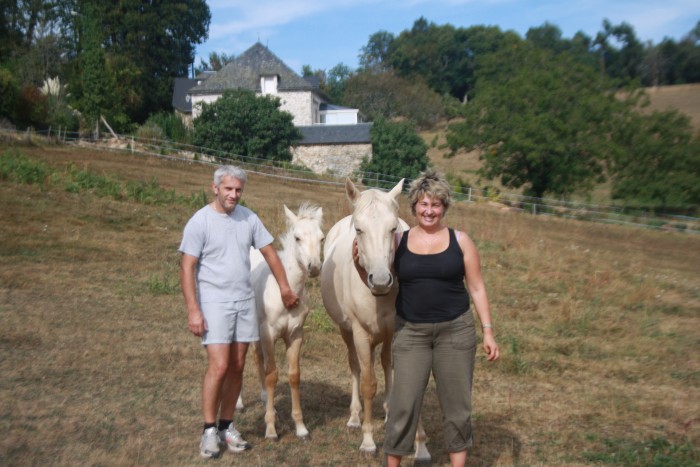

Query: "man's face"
<box><xmin>212</xmin><ymin>175</ymin><xmax>244</xmax><ymax>213</ymax></box>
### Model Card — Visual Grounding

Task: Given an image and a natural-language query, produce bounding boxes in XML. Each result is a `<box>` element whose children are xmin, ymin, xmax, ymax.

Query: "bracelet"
<box><xmin>481</xmin><ymin>323</ymin><xmax>493</xmax><ymax>329</ymax></box>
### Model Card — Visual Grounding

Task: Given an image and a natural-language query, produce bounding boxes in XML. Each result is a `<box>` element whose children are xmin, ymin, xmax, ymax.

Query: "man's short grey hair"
<box><xmin>213</xmin><ymin>165</ymin><xmax>247</xmax><ymax>186</ymax></box>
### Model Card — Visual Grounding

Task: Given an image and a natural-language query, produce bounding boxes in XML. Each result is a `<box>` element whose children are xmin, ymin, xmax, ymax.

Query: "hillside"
<box><xmin>424</xmin><ymin>83</ymin><xmax>700</xmax><ymax>195</ymax></box>
<box><xmin>1</xmin><ymin>142</ymin><xmax>699</xmax><ymax>465</ymax></box>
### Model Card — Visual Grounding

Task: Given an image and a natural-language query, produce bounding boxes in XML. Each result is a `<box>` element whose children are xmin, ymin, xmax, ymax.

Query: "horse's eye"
<box><xmin>355</xmin><ymin>229</ymin><xmax>362</xmax><ymax>235</ymax></box>
<box><xmin>295</xmin><ymin>236</ymin><xmax>301</xmax><ymax>242</ymax></box>
<box><xmin>390</xmin><ymin>227</ymin><xmax>397</xmax><ymax>233</ymax></box>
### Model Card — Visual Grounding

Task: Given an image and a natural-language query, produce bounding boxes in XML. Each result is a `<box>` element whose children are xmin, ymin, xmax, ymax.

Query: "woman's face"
<box><xmin>414</xmin><ymin>194</ymin><xmax>444</xmax><ymax>228</ymax></box>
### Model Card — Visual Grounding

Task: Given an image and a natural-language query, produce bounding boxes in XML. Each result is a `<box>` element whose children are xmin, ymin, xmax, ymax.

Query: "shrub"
<box><xmin>135</xmin><ymin>122</ymin><xmax>166</xmax><ymax>141</ymax></box>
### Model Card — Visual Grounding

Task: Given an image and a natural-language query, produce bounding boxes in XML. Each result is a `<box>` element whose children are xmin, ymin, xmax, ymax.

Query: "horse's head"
<box><xmin>347</xmin><ymin>178</ymin><xmax>404</xmax><ymax>296</ymax></box>
<box><xmin>284</xmin><ymin>203</ymin><xmax>324</xmax><ymax>278</ymax></box>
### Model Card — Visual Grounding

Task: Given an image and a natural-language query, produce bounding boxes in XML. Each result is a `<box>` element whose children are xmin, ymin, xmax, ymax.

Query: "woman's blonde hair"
<box><xmin>407</xmin><ymin>168</ymin><xmax>453</xmax><ymax>216</ymax></box>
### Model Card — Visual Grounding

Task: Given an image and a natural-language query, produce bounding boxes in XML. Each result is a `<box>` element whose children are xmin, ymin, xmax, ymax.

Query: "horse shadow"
<box><xmin>245</xmin><ymin>375</ymin><xmax>521</xmax><ymax>466</ymax></box>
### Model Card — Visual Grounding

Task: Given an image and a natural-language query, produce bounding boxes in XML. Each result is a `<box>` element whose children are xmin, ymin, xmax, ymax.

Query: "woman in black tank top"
<box><xmin>381</xmin><ymin>169</ymin><xmax>500</xmax><ymax>467</ymax></box>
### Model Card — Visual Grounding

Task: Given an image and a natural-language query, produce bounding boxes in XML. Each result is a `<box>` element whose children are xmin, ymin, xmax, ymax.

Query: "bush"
<box><xmin>135</xmin><ymin>122</ymin><xmax>166</xmax><ymax>141</ymax></box>
<box><xmin>193</xmin><ymin>89</ymin><xmax>301</xmax><ymax>162</ymax></box>
<box><xmin>0</xmin><ymin>69</ymin><xmax>18</xmax><ymax>120</ymax></box>
<box><xmin>143</xmin><ymin>112</ymin><xmax>191</xmax><ymax>143</ymax></box>
<box><xmin>360</xmin><ymin>118</ymin><xmax>429</xmax><ymax>189</ymax></box>
<box><xmin>15</xmin><ymin>85</ymin><xmax>48</xmax><ymax>128</ymax></box>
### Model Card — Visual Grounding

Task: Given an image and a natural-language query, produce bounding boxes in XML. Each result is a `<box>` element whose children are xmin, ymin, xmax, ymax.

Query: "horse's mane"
<box><xmin>296</xmin><ymin>201</ymin><xmax>322</xmax><ymax>221</ymax></box>
<box><xmin>353</xmin><ymin>188</ymin><xmax>399</xmax><ymax>218</ymax></box>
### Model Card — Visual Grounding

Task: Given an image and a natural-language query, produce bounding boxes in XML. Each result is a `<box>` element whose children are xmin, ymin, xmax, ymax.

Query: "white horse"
<box><xmin>321</xmin><ymin>179</ymin><xmax>430</xmax><ymax>461</ymax></box>
<box><xmin>248</xmin><ymin>203</ymin><xmax>324</xmax><ymax>440</ymax></box>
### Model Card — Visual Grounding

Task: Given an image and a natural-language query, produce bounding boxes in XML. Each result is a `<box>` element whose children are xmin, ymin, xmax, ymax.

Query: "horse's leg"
<box><xmin>340</xmin><ymin>328</ymin><xmax>362</xmax><ymax>429</ymax></box>
<box><xmin>259</xmin><ymin>327</ymin><xmax>279</xmax><ymax>440</ymax></box>
<box><xmin>380</xmin><ymin>337</ymin><xmax>392</xmax><ymax>422</ymax></box>
<box><xmin>352</xmin><ymin>328</ymin><xmax>378</xmax><ymax>454</ymax></box>
<box><xmin>414</xmin><ymin>416</ymin><xmax>431</xmax><ymax>463</ymax></box>
<box><xmin>285</xmin><ymin>329</ymin><xmax>309</xmax><ymax>439</ymax></box>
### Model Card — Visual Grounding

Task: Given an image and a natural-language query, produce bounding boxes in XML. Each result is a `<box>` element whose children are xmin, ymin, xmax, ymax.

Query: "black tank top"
<box><xmin>394</xmin><ymin>228</ymin><xmax>470</xmax><ymax>323</ymax></box>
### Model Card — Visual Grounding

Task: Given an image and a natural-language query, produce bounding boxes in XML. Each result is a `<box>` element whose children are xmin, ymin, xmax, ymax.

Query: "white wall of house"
<box><xmin>320</xmin><ymin>109</ymin><xmax>359</xmax><ymax>125</ymax></box>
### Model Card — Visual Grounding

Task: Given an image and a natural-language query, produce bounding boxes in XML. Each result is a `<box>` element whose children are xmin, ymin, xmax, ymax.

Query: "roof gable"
<box><xmin>190</xmin><ymin>42</ymin><xmax>314</xmax><ymax>95</ymax></box>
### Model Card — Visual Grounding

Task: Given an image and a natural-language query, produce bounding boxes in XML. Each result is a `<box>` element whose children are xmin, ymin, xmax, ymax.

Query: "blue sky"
<box><xmin>196</xmin><ymin>0</ymin><xmax>700</xmax><ymax>74</ymax></box>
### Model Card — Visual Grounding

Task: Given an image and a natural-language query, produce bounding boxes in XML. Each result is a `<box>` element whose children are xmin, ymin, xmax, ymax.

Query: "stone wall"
<box><xmin>292</xmin><ymin>143</ymin><xmax>372</xmax><ymax>177</ymax></box>
<box><xmin>277</xmin><ymin>91</ymin><xmax>314</xmax><ymax>126</ymax></box>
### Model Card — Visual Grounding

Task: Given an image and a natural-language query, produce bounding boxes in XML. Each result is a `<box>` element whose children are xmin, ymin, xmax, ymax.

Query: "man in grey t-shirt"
<box><xmin>180</xmin><ymin>165</ymin><xmax>299</xmax><ymax>458</ymax></box>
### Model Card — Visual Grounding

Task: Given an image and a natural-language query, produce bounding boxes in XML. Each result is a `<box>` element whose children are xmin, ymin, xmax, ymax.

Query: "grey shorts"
<box><xmin>200</xmin><ymin>298</ymin><xmax>259</xmax><ymax>345</ymax></box>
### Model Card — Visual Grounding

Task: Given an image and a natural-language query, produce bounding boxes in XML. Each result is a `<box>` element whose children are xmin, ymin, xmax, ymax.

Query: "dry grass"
<box><xmin>1</xmin><ymin>142</ymin><xmax>699</xmax><ymax>466</ymax></box>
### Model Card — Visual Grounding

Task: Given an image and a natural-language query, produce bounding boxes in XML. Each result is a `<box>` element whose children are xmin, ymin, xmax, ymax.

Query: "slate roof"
<box><xmin>297</xmin><ymin>123</ymin><xmax>373</xmax><ymax>145</ymax></box>
<box><xmin>190</xmin><ymin>42</ymin><xmax>315</xmax><ymax>95</ymax></box>
<box><xmin>172</xmin><ymin>78</ymin><xmax>198</xmax><ymax>112</ymax></box>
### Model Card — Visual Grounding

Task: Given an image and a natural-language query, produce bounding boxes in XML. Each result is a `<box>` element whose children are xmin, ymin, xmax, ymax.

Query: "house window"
<box><xmin>261</xmin><ymin>75</ymin><xmax>278</xmax><ymax>95</ymax></box>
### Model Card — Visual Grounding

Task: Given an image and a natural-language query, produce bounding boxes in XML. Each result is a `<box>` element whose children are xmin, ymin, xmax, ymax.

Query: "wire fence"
<box><xmin>2</xmin><ymin>126</ymin><xmax>698</xmax><ymax>234</ymax></box>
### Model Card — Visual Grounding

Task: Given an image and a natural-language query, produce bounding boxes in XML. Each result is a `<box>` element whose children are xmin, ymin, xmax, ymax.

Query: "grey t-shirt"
<box><xmin>179</xmin><ymin>204</ymin><xmax>273</xmax><ymax>303</ymax></box>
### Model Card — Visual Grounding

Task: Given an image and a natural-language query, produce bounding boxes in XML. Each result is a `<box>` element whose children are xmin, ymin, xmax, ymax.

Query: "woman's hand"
<box><xmin>483</xmin><ymin>331</ymin><xmax>500</xmax><ymax>361</ymax></box>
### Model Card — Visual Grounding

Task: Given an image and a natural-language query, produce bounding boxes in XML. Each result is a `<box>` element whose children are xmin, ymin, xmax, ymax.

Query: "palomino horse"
<box><xmin>321</xmin><ymin>179</ymin><xmax>430</xmax><ymax>461</ymax></box>
<box><xmin>248</xmin><ymin>203</ymin><xmax>324</xmax><ymax>440</ymax></box>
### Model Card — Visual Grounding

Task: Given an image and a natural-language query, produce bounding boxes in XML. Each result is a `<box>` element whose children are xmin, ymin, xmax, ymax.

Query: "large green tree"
<box><xmin>59</xmin><ymin>0</ymin><xmax>210</xmax><ymax>124</ymax></box>
<box><xmin>361</xmin><ymin>118</ymin><xmax>428</xmax><ymax>188</ymax></box>
<box><xmin>446</xmin><ymin>45</ymin><xmax>631</xmax><ymax>199</ymax></box>
<box><xmin>387</xmin><ymin>19</ymin><xmax>519</xmax><ymax>102</ymax></box>
<box><xmin>609</xmin><ymin>108</ymin><xmax>700</xmax><ymax>211</ymax></box>
<box><xmin>192</xmin><ymin>90</ymin><xmax>301</xmax><ymax>162</ymax></box>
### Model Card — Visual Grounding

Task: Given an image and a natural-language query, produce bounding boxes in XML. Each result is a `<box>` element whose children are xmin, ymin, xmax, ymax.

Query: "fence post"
<box><xmin>468</xmin><ymin>187</ymin><xmax>472</xmax><ymax>203</ymax></box>
<box><xmin>532</xmin><ymin>203</ymin><xmax>537</xmax><ymax>215</ymax></box>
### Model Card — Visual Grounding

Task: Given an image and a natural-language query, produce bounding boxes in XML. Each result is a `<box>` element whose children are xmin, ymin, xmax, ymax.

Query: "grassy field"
<box><xmin>1</xmin><ymin>142</ymin><xmax>699</xmax><ymax>466</ymax></box>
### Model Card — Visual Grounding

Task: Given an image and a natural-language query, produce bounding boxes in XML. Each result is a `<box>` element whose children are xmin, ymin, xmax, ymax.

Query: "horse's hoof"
<box><xmin>359</xmin><ymin>447</ymin><xmax>377</xmax><ymax>458</ymax></box>
<box><xmin>346</xmin><ymin>421</ymin><xmax>361</xmax><ymax>429</ymax></box>
<box><xmin>297</xmin><ymin>433</ymin><xmax>311</xmax><ymax>443</ymax></box>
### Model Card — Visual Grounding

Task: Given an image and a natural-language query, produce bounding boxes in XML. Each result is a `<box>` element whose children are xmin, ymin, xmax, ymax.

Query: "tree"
<box><xmin>609</xmin><ymin>108</ymin><xmax>700</xmax><ymax>211</ymax></box>
<box><xmin>59</xmin><ymin>0</ymin><xmax>211</xmax><ymax>123</ymax></box>
<box><xmin>192</xmin><ymin>89</ymin><xmax>301</xmax><ymax>162</ymax></box>
<box><xmin>75</xmin><ymin>1</ymin><xmax>117</xmax><ymax>134</ymax></box>
<box><xmin>446</xmin><ymin>45</ymin><xmax>629</xmax><ymax>199</ymax></box>
<box><xmin>593</xmin><ymin>19</ymin><xmax>644</xmax><ymax>83</ymax></box>
<box><xmin>358</xmin><ymin>30</ymin><xmax>395</xmax><ymax>72</ymax></box>
<box><xmin>388</xmin><ymin>19</ymin><xmax>519</xmax><ymax>102</ymax></box>
<box><xmin>196</xmin><ymin>51</ymin><xmax>234</xmax><ymax>74</ymax></box>
<box><xmin>343</xmin><ymin>69</ymin><xmax>447</xmax><ymax>129</ymax></box>
<box><xmin>361</xmin><ymin>118</ymin><xmax>429</xmax><ymax>188</ymax></box>
<box><xmin>321</xmin><ymin>63</ymin><xmax>352</xmax><ymax>104</ymax></box>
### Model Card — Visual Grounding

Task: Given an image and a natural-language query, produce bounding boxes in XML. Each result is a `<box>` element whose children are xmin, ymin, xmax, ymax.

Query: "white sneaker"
<box><xmin>219</xmin><ymin>423</ymin><xmax>251</xmax><ymax>452</ymax></box>
<box><xmin>199</xmin><ymin>427</ymin><xmax>221</xmax><ymax>458</ymax></box>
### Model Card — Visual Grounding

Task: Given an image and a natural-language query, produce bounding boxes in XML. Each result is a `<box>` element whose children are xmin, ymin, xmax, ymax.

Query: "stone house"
<box><xmin>175</xmin><ymin>43</ymin><xmax>372</xmax><ymax>176</ymax></box>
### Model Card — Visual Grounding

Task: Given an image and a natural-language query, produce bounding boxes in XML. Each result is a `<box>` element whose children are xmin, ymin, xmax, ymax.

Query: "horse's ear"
<box><xmin>388</xmin><ymin>179</ymin><xmax>404</xmax><ymax>200</ymax></box>
<box><xmin>314</xmin><ymin>206</ymin><xmax>323</xmax><ymax>223</ymax></box>
<box><xmin>283</xmin><ymin>204</ymin><xmax>297</xmax><ymax>226</ymax></box>
<box><xmin>345</xmin><ymin>178</ymin><xmax>361</xmax><ymax>204</ymax></box>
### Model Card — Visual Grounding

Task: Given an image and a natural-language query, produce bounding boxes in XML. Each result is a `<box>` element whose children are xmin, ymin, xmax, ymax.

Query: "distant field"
<box><xmin>424</xmin><ymin>83</ymin><xmax>700</xmax><ymax>201</ymax></box>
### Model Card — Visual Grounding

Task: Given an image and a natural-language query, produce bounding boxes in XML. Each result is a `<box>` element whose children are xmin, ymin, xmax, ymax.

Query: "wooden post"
<box><xmin>100</xmin><ymin>115</ymin><xmax>119</xmax><ymax>139</ymax></box>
